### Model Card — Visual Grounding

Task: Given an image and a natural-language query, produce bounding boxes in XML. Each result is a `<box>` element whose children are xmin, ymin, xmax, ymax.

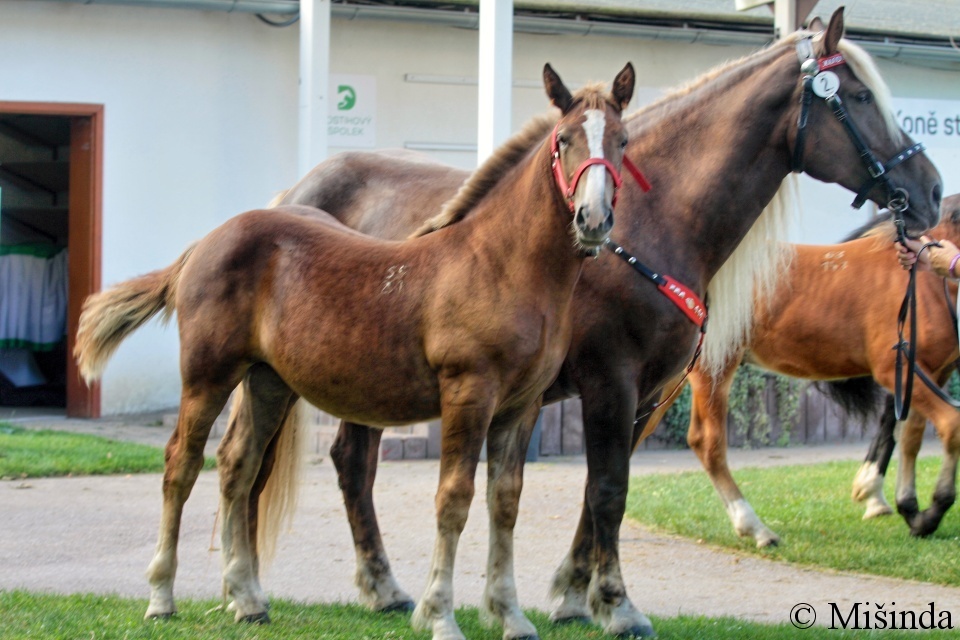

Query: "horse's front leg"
<box><xmin>330</xmin><ymin>421</ymin><xmax>414</xmax><ymax>613</ymax></box>
<box><xmin>217</xmin><ymin>366</ymin><xmax>296</xmax><ymax>622</ymax></box>
<box><xmin>851</xmin><ymin>394</ymin><xmax>896</xmax><ymax>519</ymax></box>
<box><xmin>686</xmin><ymin>364</ymin><xmax>780</xmax><ymax>548</ymax></box>
<box><xmin>482</xmin><ymin>403</ymin><xmax>542</xmax><ymax>640</ymax></box>
<box><xmin>581</xmin><ymin>378</ymin><xmax>654</xmax><ymax>638</ymax></box>
<box><xmin>411</xmin><ymin>378</ymin><xmax>496</xmax><ymax>640</ymax></box>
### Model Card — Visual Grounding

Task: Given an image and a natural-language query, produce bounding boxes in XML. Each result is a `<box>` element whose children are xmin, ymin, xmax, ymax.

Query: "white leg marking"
<box><xmin>852</xmin><ymin>461</ymin><xmax>893</xmax><ymax>519</ymax></box>
<box><xmin>727</xmin><ymin>498</ymin><xmax>780</xmax><ymax>547</ymax></box>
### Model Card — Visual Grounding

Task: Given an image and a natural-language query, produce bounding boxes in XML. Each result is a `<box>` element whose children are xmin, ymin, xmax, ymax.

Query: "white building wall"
<box><xmin>1</xmin><ymin>2</ymin><xmax>299</xmax><ymax>412</ymax></box>
<box><xmin>2</xmin><ymin>1</ymin><xmax>958</xmax><ymax>413</ymax></box>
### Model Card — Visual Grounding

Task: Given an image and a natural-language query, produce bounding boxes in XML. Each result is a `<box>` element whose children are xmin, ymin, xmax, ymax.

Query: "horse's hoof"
<box><xmin>615</xmin><ymin>623</ymin><xmax>657</xmax><ymax>638</ymax></box>
<box><xmin>552</xmin><ymin>615</ymin><xmax>592</xmax><ymax>626</ymax></box>
<box><xmin>507</xmin><ymin>635</ymin><xmax>540</xmax><ymax>640</ymax></box>
<box><xmin>756</xmin><ymin>536</ymin><xmax>780</xmax><ymax>549</ymax></box>
<box><xmin>863</xmin><ymin>504</ymin><xmax>893</xmax><ymax>519</ymax></box>
<box><xmin>377</xmin><ymin>600</ymin><xmax>415</xmax><ymax>614</ymax></box>
<box><xmin>239</xmin><ymin>612</ymin><xmax>271</xmax><ymax>625</ymax></box>
<box><xmin>146</xmin><ymin>612</ymin><xmax>176</xmax><ymax>621</ymax></box>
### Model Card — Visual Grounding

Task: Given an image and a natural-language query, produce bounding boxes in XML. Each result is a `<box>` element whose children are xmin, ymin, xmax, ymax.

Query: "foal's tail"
<box><xmin>74</xmin><ymin>245</ymin><xmax>196</xmax><ymax>383</ymax></box>
<box><xmin>225</xmin><ymin>385</ymin><xmax>305</xmax><ymax>568</ymax></box>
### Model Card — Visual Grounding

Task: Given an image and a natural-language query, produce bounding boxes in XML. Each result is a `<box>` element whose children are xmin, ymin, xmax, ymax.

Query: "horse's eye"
<box><xmin>856</xmin><ymin>90</ymin><xmax>873</xmax><ymax>105</ymax></box>
<box><xmin>620</xmin><ymin>137</ymin><xmax>628</xmax><ymax>150</ymax></box>
<box><xmin>558</xmin><ymin>134</ymin><xmax>570</xmax><ymax>147</ymax></box>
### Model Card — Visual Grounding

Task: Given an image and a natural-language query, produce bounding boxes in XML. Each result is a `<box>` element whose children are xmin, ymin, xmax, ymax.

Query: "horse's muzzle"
<box><xmin>576</xmin><ymin>205</ymin><xmax>614</xmax><ymax>247</ymax></box>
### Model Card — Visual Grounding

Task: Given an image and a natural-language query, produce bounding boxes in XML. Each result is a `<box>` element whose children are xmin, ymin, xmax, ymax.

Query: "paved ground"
<box><xmin>3</xmin><ymin>411</ymin><xmax>960</xmax><ymax>630</ymax></box>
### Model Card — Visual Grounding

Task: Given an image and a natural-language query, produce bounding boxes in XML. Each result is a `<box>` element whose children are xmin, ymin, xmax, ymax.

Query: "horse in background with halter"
<box><xmin>74</xmin><ymin>63</ymin><xmax>637</xmax><ymax>640</ymax></box>
<box><xmin>644</xmin><ymin>193</ymin><xmax>960</xmax><ymax>549</ymax></box>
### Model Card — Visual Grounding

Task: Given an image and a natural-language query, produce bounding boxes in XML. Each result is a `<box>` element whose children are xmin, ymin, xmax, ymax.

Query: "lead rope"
<box><xmin>891</xmin><ymin>236</ymin><xmax>960</xmax><ymax>419</ymax></box>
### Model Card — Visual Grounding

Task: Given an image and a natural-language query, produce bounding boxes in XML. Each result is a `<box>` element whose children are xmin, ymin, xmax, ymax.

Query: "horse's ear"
<box><xmin>611</xmin><ymin>62</ymin><xmax>635</xmax><ymax>112</ymax></box>
<box><xmin>544</xmin><ymin>63</ymin><xmax>573</xmax><ymax>114</ymax></box>
<box><xmin>808</xmin><ymin>16</ymin><xmax>824</xmax><ymax>32</ymax></box>
<box><xmin>822</xmin><ymin>6</ymin><xmax>844</xmax><ymax>54</ymax></box>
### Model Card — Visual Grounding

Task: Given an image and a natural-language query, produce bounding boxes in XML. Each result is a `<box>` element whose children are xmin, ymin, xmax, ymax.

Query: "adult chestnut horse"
<box><xmin>644</xmin><ymin>194</ymin><xmax>960</xmax><ymax>549</ymax></box>
<box><xmin>242</xmin><ymin>9</ymin><xmax>941</xmax><ymax>638</ymax></box>
<box><xmin>74</xmin><ymin>64</ymin><xmax>636</xmax><ymax>640</ymax></box>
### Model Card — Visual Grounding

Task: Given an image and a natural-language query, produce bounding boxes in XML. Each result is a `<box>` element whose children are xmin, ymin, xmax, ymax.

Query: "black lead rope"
<box><xmin>893</xmin><ymin>229</ymin><xmax>920</xmax><ymax>421</ymax></box>
<box><xmin>893</xmin><ymin>235</ymin><xmax>960</xmax><ymax>420</ymax></box>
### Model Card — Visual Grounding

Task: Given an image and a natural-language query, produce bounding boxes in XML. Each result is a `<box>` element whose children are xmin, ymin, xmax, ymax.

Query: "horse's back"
<box><xmin>281</xmin><ymin>150</ymin><xmax>468</xmax><ymax>239</ymax></box>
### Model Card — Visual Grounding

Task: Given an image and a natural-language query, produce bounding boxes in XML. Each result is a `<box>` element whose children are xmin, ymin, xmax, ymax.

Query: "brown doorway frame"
<box><xmin>0</xmin><ymin>101</ymin><xmax>103</xmax><ymax>418</ymax></box>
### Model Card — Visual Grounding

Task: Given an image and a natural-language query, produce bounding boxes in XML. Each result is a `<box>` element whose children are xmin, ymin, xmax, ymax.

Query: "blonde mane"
<box><xmin>411</xmin><ymin>83</ymin><xmax>615</xmax><ymax>238</ymax></box>
<box><xmin>699</xmin><ymin>175</ymin><xmax>800</xmax><ymax>376</ymax></box>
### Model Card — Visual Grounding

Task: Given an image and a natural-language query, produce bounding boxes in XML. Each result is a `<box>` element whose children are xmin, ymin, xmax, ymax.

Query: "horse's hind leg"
<box><xmin>217</xmin><ymin>364</ymin><xmax>297</xmax><ymax>622</ymax></box>
<box><xmin>482</xmin><ymin>404</ymin><xmax>540</xmax><ymax>640</ymax></box>
<box><xmin>145</xmin><ymin>382</ymin><xmax>235</xmax><ymax>619</ymax></box>
<box><xmin>851</xmin><ymin>394</ymin><xmax>896</xmax><ymax>519</ymax></box>
<box><xmin>892</xmin><ymin>379</ymin><xmax>960</xmax><ymax>537</ymax></box>
<box><xmin>330</xmin><ymin>421</ymin><xmax>414</xmax><ymax>613</ymax></box>
<box><xmin>549</xmin><ymin>491</ymin><xmax>594</xmax><ymax>625</ymax></box>
<box><xmin>687</xmin><ymin>363</ymin><xmax>779</xmax><ymax>548</ymax></box>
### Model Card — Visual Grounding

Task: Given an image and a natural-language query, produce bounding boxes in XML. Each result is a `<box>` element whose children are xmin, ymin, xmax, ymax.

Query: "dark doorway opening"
<box><xmin>0</xmin><ymin>103</ymin><xmax>102</xmax><ymax>418</ymax></box>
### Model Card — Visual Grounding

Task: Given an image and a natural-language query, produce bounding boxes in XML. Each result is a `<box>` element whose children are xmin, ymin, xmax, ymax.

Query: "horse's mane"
<box><xmin>410</xmin><ymin>82</ymin><xmax>613</xmax><ymax>238</ymax></box>
<box><xmin>700</xmin><ymin>175</ymin><xmax>799</xmax><ymax>376</ymax></box>
<box><xmin>843</xmin><ymin>212</ymin><xmax>897</xmax><ymax>243</ymax></box>
<box><xmin>625</xmin><ymin>32</ymin><xmax>900</xmax><ymax>144</ymax></box>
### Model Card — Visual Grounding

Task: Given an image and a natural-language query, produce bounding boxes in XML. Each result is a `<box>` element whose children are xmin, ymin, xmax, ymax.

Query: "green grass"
<box><xmin>1</xmin><ymin>591</ymin><xmax>954</xmax><ymax>639</ymax></box>
<box><xmin>0</xmin><ymin>423</ymin><xmax>214</xmax><ymax>479</ymax></box>
<box><xmin>626</xmin><ymin>457</ymin><xmax>960</xmax><ymax>586</ymax></box>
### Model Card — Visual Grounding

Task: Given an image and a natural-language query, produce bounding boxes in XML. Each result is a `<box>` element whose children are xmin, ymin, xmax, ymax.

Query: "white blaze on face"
<box><xmin>580</xmin><ymin>109</ymin><xmax>608</xmax><ymax>226</ymax></box>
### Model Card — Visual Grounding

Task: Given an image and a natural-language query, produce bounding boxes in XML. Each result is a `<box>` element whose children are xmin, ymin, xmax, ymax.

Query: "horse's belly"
<box><xmin>283</xmin><ymin>363</ymin><xmax>443</xmax><ymax>427</ymax></box>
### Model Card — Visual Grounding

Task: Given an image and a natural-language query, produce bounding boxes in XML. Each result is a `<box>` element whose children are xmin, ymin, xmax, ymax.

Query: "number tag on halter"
<box><xmin>812</xmin><ymin>71</ymin><xmax>840</xmax><ymax>98</ymax></box>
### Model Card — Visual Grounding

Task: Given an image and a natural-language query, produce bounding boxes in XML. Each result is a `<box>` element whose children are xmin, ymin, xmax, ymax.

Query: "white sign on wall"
<box><xmin>892</xmin><ymin>97</ymin><xmax>960</xmax><ymax>196</ymax></box>
<box><xmin>893</xmin><ymin>98</ymin><xmax>960</xmax><ymax>148</ymax></box>
<box><xmin>329</xmin><ymin>74</ymin><xmax>376</xmax><ymax>148</ymax></box>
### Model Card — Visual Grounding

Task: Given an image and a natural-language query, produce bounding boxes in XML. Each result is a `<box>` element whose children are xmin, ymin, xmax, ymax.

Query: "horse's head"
<box><xmin>544</xmin><ymin>62</ymin><xmax>635</xmax><ymax>254</ymax></box>
<box><xmin>791</xmin><ymin>8</ymin><xmax>942</xmax><ymax>235</ymax></box>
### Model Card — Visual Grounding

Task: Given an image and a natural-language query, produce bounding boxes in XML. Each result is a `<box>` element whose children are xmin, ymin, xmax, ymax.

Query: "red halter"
<box><xmin>551</xmin><ymin>124</ymin><xmax>623</xmax><ymax>213</ymax></box>
<box><xmin>550</xmin><ymin>124</ymin><xmax>650</xmax><ymax>212</ymax></box>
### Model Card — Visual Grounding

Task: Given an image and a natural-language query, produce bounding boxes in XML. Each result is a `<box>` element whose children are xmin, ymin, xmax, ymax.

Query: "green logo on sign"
<box><xmin>337</xmin><ymin>85</ymin><xmax>356</xmax><ymax>111</ymax></box>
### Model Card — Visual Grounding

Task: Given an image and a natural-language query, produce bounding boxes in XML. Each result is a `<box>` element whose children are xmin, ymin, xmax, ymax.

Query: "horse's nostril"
<box><xmin>576</xmin><ymin>208</ymin><xmax>587</xmax><ymax>228</ymax></box>
<box><xmin>932</xmin><ymin>184</ymin><xmax>943</xmax><ymax>209</ymax></box>
<box><xmin>601</xmin><ymin>210</ymin><xmax>614</xmax><ymax>233</ymax></box>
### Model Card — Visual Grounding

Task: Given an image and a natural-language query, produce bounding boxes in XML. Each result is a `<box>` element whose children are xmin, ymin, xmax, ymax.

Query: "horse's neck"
<box><xmin>625</xmin><ymin>50</ymin><xmax>797</xmax><ymax>287</ymax></box>
<box><xmin>448</xmin><ymin>147</ymin><xmax>581</xmax><ymax>282</ymax></box>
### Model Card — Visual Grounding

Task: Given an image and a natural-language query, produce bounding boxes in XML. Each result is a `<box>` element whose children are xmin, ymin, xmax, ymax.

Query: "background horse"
<box><xmin>644</xmin><ymin>193</ymin><xmax>960</xmax><ymax>549</ymax></box>
<box><xmin>241</xmin><ymin>9</ymin><xmax>943</xmax><ymax>638</ymax></box>
<box><xmin>74</xmin><ymin>63</ymin><xmax>636</xmax><ymax>640</ymax></box>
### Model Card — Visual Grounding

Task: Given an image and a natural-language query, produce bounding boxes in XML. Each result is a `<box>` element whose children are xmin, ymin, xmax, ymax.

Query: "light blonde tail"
<box><xmin>74</xmin><ymin>246</ymin><xmax>195</xmax><ymax>383</ymax></box>
<box><xmin>255</xmin><ymin>395</ymin><xmax>305</xmax><ymax>567</ymax></box>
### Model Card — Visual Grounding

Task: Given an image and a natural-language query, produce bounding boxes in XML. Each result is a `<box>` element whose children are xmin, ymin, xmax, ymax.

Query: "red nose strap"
<box><xmin>550</xmin><ymin>124</ymin><xmax>650</xmax><ymax>213</ymax></box>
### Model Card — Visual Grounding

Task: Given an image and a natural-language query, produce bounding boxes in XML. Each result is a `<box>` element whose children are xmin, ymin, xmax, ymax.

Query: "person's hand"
<box><xmin>896</xmin><ymin>235</ymin><xmax>932</xmax><ymax>271</ymax></box>
<box><xmin>895</xmin><ymin>235</ymin><xmax>960</xmax><ymax>278</ymax></box>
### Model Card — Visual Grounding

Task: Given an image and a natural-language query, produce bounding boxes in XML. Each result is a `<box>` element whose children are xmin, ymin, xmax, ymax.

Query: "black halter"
<box><xmin>791</xmin><ymin>37</ymin><xmax>925</xmax><ymax>216</ymax></box>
